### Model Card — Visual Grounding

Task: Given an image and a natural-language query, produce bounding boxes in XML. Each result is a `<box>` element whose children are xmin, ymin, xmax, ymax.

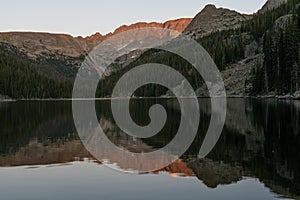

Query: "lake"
<box><xmin>0</xmin><ymin>98</ymin><xmax>299</xmax><ymax>200</ymax></box>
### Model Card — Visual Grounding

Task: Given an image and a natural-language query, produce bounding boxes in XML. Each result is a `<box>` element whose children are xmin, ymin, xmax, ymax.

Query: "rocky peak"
<box><xmin>202</xmin><ymin>4</ymin><xmax>218</xmax><ymax>12</ymax></box>
<box><xmin>84</xmin><ymin>32</ymin><xmax>103</xmax><ymax>41</ymax></box>
<box><xmin>184</xmin><ymin>4</ymin><xmax>251</xmax><ymax>39</ymax></box>
<box><xmin>84</xmin><ymin>31</ymin><xmax>112</xmax><ymax>47</ymax></box>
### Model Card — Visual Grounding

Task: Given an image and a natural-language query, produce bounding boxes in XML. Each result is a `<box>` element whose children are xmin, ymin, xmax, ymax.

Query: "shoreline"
<box><xmin>1</xmin><ymin>95</ymin><xmax>299</xmax><ymax>101</ymax></box>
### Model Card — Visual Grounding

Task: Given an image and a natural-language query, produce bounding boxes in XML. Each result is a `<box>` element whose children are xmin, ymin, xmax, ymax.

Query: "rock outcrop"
<box><xmin>294</xmin><ymin>90</ymin><xmax>300</xmax><ymax>99</ymax></box>
<box><xmin>274</xmin><ymin>14</ymin><xmax>293</xmax><ymax>31</ymax></box>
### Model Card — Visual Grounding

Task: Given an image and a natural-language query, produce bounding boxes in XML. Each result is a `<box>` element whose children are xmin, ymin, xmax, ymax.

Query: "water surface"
<box><xmin>0</xmin><ymin>99</ymin><xmax>299</xmax><ymax>200</ymax></box>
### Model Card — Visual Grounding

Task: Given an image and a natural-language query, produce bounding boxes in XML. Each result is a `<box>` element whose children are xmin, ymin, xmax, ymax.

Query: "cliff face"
<box><xmin>113</xmin><ymin>18</ymin><xmax>192</xmax><ymax>35</ymax></box>
<box><xmin>184</xmin><ymin>4</ymin><xmax>251</xmax><ymax>39</ymax></box>
<box><xmin>0</xmin><ymin>18</ymin><xmax>192</xmax><ymax>60</ymax></box>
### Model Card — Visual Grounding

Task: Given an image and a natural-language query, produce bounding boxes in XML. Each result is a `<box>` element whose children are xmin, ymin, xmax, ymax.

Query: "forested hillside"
<box><xmin>198</xmin><ymin>0</ymin><xmax>300</xmax><ymax>95</ymax></box>
<box><xmin>251</xmin><ymin>3</ymin><xmax>300</xmax><ymax>94</ymax></box>
<box><xmin>0</xmin><ymin>47</ymin><xmax>72</xmax><ymax>99</ymax></box>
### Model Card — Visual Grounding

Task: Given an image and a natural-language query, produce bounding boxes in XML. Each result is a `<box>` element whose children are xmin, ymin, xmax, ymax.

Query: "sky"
<box><xmin>0</xmin><ymin>0</ymin><xmax>267</xmax><ymax>37</ymax></box>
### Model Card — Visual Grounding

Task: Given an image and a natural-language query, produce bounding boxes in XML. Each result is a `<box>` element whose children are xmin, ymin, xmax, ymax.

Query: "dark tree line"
<box><xmin>0</xmin><ymin>50</ymin><xmax>72</xmax><ymax>99</ymax></box>
<box><xmin>198</xmin><ymin>30</ymin><xmax>245</xmax><ymax>71</ymax></box>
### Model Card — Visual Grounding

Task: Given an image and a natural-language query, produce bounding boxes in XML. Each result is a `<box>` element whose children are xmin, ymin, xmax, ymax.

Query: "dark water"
<box><xmin>0</xmin><ymin>99</ymin><xmax>299</xmax><ymax>200</ymax></box>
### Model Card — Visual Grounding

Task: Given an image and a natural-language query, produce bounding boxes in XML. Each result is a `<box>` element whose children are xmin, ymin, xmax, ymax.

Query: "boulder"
<box><xmin>294</xmin><ymin>91</ymin><xmax>300</xmax><ymax>100</ymax></box>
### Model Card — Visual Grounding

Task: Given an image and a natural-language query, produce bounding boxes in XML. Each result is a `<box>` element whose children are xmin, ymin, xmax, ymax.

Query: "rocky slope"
<box><xmin>222</xmin><ymin>54</ymin><xmax>264</xmax><ymax>96</ymax></box>
<box><xmin>259</xmin><ymin>0</ymin><xmax>288</xmax><ymax>13</ymax></box>
<box><xmin>184</xmin><ymin>4</ymin><xmax>251</xmax><ymax>39</ymax></box>
<box><xmin>0</xmin><ymin>32</ymin><xmax>88</xmax><ymax>59</ymax></box>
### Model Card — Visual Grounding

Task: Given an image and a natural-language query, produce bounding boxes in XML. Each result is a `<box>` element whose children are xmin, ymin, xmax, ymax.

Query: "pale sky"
<box><xmin>0</xmin><ymin>0</ymin><xmax>267</xmax><ymax>37</ymax></box>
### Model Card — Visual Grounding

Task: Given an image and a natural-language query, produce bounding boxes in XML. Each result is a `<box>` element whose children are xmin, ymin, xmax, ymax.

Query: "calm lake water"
<box><xmin>0</xmin><ymin>99</ymin><xmax>299</xmax><ymax>200</ymax></box>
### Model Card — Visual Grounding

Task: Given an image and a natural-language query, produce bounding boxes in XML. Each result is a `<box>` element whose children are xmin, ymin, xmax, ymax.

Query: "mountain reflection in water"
<box><xmin>0</xmin><ymin>99</ymin><xmax>299</xmax><ymax>199</ymax></box>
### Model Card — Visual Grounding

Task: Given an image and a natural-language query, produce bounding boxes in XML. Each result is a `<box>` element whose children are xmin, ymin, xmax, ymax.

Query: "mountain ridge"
<box><xmin>0</xmin><ymin>18</ymin><xmax>192</xmax><ymax>59</ymax></box>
